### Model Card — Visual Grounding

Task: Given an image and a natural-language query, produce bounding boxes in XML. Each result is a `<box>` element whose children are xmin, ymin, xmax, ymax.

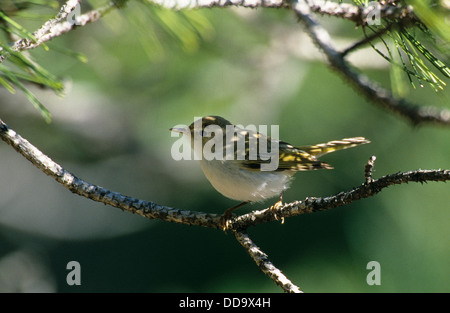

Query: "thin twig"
<box><xmin>364</xmin><ymin>155</ymin><xmax>377</xmax><ymax>184</ymax></box>
<box><xmin>32</xmin><ymin>0</ymin><xmax>81</xmax><ymax>40</ymax></box>
<box><xmin>233</xmin><ymin>230</ymin><xmax>302</xmax><ymax>293</ymax></box>
<box><xmin>340</xmin><ymin>24</ymin><xmax>393</xmax><ymax>57</ymax></box>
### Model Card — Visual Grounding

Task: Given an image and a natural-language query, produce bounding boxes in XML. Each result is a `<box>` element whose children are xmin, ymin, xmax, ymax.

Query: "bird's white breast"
<box><xmin>199</xmin><ymin>159</ymin><xmax>294</xmax><ymax>202</ymax></box>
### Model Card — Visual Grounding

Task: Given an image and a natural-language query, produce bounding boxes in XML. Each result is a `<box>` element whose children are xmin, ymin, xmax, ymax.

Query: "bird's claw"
<box><xmin>270</xmin><ymin>199</ymin><xmax>285</xmax><ymax>224</ymax></box>
<box><xmin>220</xmin><ymin>212</ymin><xmax>232</xmax><ymax>232</ymax></box>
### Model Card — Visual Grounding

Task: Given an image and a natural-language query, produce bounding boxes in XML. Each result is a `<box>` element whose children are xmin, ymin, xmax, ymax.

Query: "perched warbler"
<box><xmin>170</xmin><ymin>116</ymin><xmax>369</xmax><ymax>229</ymax></box>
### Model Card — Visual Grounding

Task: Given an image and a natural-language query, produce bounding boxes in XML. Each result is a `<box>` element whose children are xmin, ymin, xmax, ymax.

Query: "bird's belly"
<box><xmin>200</xmin><ymin>160</ymin><xmax>293</xmax><ymax>202</ymax></box>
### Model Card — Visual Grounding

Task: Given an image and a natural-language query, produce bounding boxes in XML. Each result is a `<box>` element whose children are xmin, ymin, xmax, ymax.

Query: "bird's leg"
<box><xmin>270</xmin><ymin>192</ymin><xmax>285</xmax><ymax>224</ymax></box>
<box><xmin>220</xmin><ymin>201</ymin><xmax>250</xmax><ymax>231</ymax></box>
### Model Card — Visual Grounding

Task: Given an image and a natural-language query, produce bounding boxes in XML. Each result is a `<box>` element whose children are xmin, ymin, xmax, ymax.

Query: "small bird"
<box><xmin>170</xmin><ymin>116</ymin><xmax>369</xmax><ymax>229</ymax></box>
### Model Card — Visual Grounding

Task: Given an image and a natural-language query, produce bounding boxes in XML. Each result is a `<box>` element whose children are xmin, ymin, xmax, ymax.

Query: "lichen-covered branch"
<box><xmin>364</xmin><ymin>155</ymin><xmax>377</xmax><ymax>184</ymax></box>
<box><xmin>0</xmin><ymin>0</ymin><xmax>118</xmax><ymax>62</ymax></box>
<box><xmin>150</xmin><ymin>0</ymin><xmax>415</xmax><ymax>26</ymax></box>
<box><xmin>0</xmin><ymin>118</ymin><xmax>222</xmax><ymax>229</ymax></box>
<box><xmin>234</xmin><ymin>230</ymin><xmax>302</xmax><ymax>293</ymax></box>
<box><xmin>230</xmin><ymin>167</ymin><xmax>450</xmax><ymax>230</ymax></box>
<box><xmin>303</xmin><ymin>0</ymin><xmax>415</xmax><ymax>25</ymax></box>
<box><xmin>149</xmin><ymin>0</ymin><xmax>288</xmax><ymax>9</ymax></box>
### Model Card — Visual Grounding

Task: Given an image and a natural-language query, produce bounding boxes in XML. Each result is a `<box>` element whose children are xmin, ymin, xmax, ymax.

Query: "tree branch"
<box><xmin>153</xmin><ymin>0</ymin><xmax>450</xmax><ymax>126</ymax></box>
<box><xmin>151</xmin><ymin>0</ymin><xmax>416</xmax><ymax>26</ymax></box>
<box><xmin>149</xmin><ymin>0</ymin><xmax>289</xmax><ymax>9</ymax></box>
<box><xmin>364</xmin><ymin>155</ymin><xmax>376</xmax><ymax>184</ymax></box>
<box><xmin>340</xmin><ymin>24</ymin><xmax>393</xmax><ymax>57</ymax></box>
<box><xmin>229</xmin><ymin>167</ymin><xmax>450</xmax><ymax>230</ymax></box>
<box><xmin>30</xmin><ymin>0</ymin><xmax>82</xmax><ymax>41</ymax></box>
<box><xmin>233</xmin><ymin>230</ymin><xmax>302</xmax><ymax>293</ymax></box>
<box><xmin>303</xmin><ymin>0</ymin><xmax>416</xmax><ymax>25</ymax></box>
<box><xmin>0</xmin><ymin>118</ymin><xmax>223</xmax><ymax>229</ymax></box>
<box><xmin>149</xmin><ymin>0</ymin><xmax>449</xmax><ymax>126</ymax></box>
<box><xmin>0</xmin><ymin>0</ymin><xmax>118</xmax><ymax>62</ymax></box>
<box><xmin>292</xmin><ymin>0</ymin><xmax>450</xmax><ymax>126</ymax></box>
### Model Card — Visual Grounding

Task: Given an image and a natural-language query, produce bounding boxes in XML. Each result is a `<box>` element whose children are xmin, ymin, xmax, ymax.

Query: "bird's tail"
<box><xmin>298</xmin><ymin>137</ymin><xmax>370</xmax><ymax>158</ymax></box>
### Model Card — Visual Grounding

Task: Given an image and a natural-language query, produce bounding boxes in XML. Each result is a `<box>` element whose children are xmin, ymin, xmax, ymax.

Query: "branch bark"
<box><xmin>229</xmin><ymin>167</ymin><xmax>450</xmax><ymax>230</ymax></box>
<box><xmin>234</xmin><ymin>230</ymin><xmax>302</xmax><ymax>293</ymax></box>
<box><xmin>0</xmin><ymin>0</ymin><xmax>117</xmax><ymax>62</ymax></box>
<box><xmin>149</xmin><ymin>0</ymin><xmax>288</xmax><ymax>9</ymax></box>
<box><xmin>303</xmin><ymin>0</ymin><xmax>415</xmax><ymax>25</ymax></box>
<box><xmin>0</xmin><ymin>118</ymin><xmax>222</xmax><ymax>228</ymax></box>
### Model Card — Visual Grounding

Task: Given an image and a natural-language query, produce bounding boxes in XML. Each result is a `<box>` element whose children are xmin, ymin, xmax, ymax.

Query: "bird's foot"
<box><xmin>270</xmin><ymin>199</ymin><xmax>285</xmax><ymax>224</ymax></box>
<box><xmin>220</xmin><ymin>212</ymin><xmax>233</xmax><ymax>232</ymax></box>
<box><xmin>219</xmin><ymin>201</ymin><xmax>250</xmax><ymax>232</ymax></box>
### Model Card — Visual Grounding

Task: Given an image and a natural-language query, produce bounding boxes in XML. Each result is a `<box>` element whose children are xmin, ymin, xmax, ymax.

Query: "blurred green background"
<box><xmin>0</xmin><ymin>2</ymin><xmax>449</xmax><ymax>292</ymax></box>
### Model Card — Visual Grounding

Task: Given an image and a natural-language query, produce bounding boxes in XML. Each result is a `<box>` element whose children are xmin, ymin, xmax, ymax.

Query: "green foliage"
<box><xmin>0</xmin><ymin>1</ymin><xmax>61</xmax><ymax>122</ymax></box>
<box><xmin>120</xmin><ymin>1</ymin><xmax>214</xmax><ymax>60</ymax></box>
<box><xmin>355</xmin><ymin>0</ymin><xmax>450</xmax><ymax>94</ymax></box>
<box><xmin>0</xmin><ymin>0</ymin><xmax>58</xmax><ymax>13</ymax></box>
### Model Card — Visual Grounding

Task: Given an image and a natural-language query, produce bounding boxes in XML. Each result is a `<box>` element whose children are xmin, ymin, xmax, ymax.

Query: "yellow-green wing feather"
<box><xmin>241</xmin><ymin>137</ymin><xmax>369</xmax><ymax>172</ymax></box>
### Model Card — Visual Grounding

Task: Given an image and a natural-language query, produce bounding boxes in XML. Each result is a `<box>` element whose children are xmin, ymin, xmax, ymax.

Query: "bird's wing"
<box><xmin>239</xmin><ymin>138</ymin><xmax>332</xmax><ymax>172</ymax></box>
